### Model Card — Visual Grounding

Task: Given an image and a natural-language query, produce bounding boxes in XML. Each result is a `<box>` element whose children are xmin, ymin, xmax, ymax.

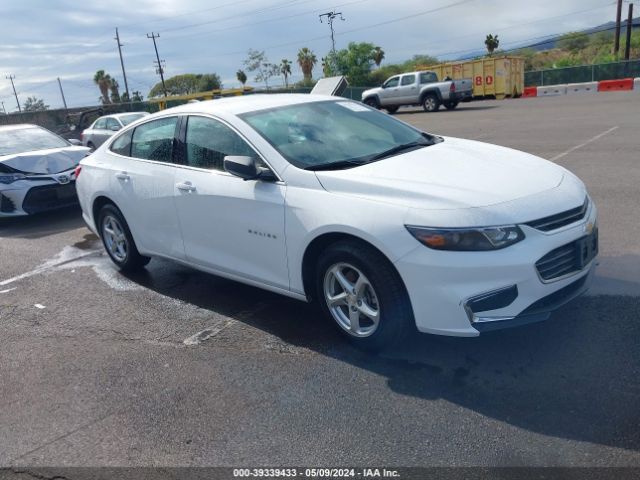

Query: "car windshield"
<box><xmin>0</xmin><ymin>126</ymin><xmax>69</xmax><ymax>156</ymax></box>
<box><xmin>119</xmin><ymin>113</ymin><xmax>147</xmax><ymax>126</ymax></box>
<box><xmin>240</xmin><ymin>100</ymin><xmax>436</xmax><ymax>170</ymax></box>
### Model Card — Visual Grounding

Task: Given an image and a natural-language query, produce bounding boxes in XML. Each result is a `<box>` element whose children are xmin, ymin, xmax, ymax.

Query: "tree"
<box><xmin>236</xmin><ymin>69</ymin><xmax>247</xmax><ymax>86</ymax></box>
<box><xmin>93</xmin><ymin>70</ymin><xmax>112</xmax><ymax>104</ymax></box>
<box><xmin>148</xmin><ymin>73</ymin><xmax>222</xmax><ymax>98</ymax></box>
<box><xmin>372</xmin><ymin>46</ymin><xmax>385</xmax><ymax>67</ymax></box>
<box><xmin>243</xmin><ymin>49</ymin><xmax>278</xmax><ymax>89</ymax></box>
<box><xmin>110</xmin><ymin>79</ymin><xmax>121</xmax><ymax>103</ymax></box>
<box><xmin>280</xmin><ymin>59</ymin><xmax>292</xmax><ymax>87</ymax></box>
<box><xmin>485</xmin><ymin>34</ymin><xmax>499</xmax><ymax>55</ymax></box>
<box><xmin>332</xmin><ymin>42</ymin><xmax>379</xmax><ymax>86</ymax></box>
<box><xmin>23</xmin><ymin>96</ymin><xmax>49</xmax><ymax>112</ymax></box>
<box><xmin>558</xmin><ymin>32</ymin><xmax>589</xmax><ymax>53</ymax></box>
<box><xmin>297</xmin><ymin>47</ymin><xmax>317</xmax><ymax>81</ymax></box>
<box><xmin>131</xmin><ymin>91</ymin><xmax>144</xmax><ymax>102</ymax></box>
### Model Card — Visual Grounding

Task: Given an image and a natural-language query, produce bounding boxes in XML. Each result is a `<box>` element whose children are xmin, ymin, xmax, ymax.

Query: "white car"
<box><xmin>1</xmin><ymin>124</ymin><xmax>90</xmax><ymax>216</ymax></box>
<box><xmin>81</xmin><ymin>112</ymin><xmax>149</xmax><ymax>150</ymax></box>
<box><xmin>76</xmin><ymin>94</ymin><xmax>598</xmax><ymax>350</ymax></box>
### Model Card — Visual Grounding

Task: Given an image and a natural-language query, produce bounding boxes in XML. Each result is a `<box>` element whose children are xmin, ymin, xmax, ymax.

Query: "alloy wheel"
<box><xmin>102</xmin><ymin>214</ymin><xmax>129</xmax><ymax>262</ymax></box>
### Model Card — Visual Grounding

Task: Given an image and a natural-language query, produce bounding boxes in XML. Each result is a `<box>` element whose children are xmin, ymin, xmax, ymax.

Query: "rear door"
<box><xmin>107</xmin><ymin>116</ymin><xmax>185</xmax><ymax>259</ymax></box>
<box><xmin>172</xmin><ymin>115</ymin><xmax>289</xmax><ymax>289</ymax></box>
<box><xmin>89</xmin><ymin>118</ymin><xmax>109</xmax><ymax>147</ymax></box>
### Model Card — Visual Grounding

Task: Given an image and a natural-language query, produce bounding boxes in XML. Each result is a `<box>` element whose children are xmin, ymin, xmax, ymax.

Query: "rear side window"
<box><xmin>131</xmin><ymin>117</ymin><xmax>178</xmax><ymax>163</ymax></box>
<box><xmin>94</xmin><ymin>118</ymin><xmax>107</xmax><ymax>129</ymax></box>
<box><xmin>110</xmin><ymin>130</ymin><xmax>133</xmax><ymax>156</ymax></box>
<box><xmin>106</xmin><ymin>118</ymin><xmax>120</xmax><ymax>131</ymax></box>
<box><xmin>401</xmin><ymin>75</ymin><xmax>415</xmax><ymax>86</ymax></box>
<box><xmin>185</xmin><ymin>116</ymin><xmax>255</xmax><ymax>171</ymax></box>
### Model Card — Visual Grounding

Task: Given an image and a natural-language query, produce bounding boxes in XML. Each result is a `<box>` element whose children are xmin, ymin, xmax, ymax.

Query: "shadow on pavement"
<box><xmin>122</xmin><ymin>256</ymin><xmax>640</xmax><ymax>453</ymax></box>
<box><xmin>0</xmin><ymin>206</ymin><xmax>85</xmax><ymax>239</ymax></box>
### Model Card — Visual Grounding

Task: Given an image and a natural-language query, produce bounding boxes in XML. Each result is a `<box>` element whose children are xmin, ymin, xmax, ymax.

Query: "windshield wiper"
<box><xmin>304</xmin><ymin>159</ymin><xmax>370</xmax><ymax>171</ymax></box>
<box><xmin>367</xmin><ymin>139</ymin><xmax>432</xmax><ymax>161</ymax></box>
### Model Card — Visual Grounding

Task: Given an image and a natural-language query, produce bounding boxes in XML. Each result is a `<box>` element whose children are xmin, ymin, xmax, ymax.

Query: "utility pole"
<box><xmin>625</xmin><ymin>3</ymin><xmax>634</xmax><ymax>61</ymax></box>
<box><xmin>57</xmin><ymin>77</ymin><xmax>68</xmax><ymax>110</ymax></box>
<box><xmin>6</xmin><ymin>74</ymin><xmax>21</xmax><ymax>112</ymax></box>
<box><xmin>1</xmin><ymin>101</ymin><xmax>5</xmax><ymax>114</ymax></box>
<box><xmin>115</xmin><ymin>28</ymin><xmax>131</xmax><ymax>102</ymax></box>
<box><xmin>319</xmin><ymin>11</ymin><xmax>345</xmax><ymax>55</ymax></box>
<box><xmin>146</xmin><ymin>32</ymin><xmax>167</xmax><ymax>97</ymax></box>
<box><xmin>614</xmin><ymin>0</ymin><xmax>623</xmax><ymax>55</ymax></box>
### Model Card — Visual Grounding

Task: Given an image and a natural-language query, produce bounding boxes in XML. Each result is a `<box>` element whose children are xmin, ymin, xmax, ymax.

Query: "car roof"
<box><xmin>160</xmin><ymin>94</ymin><xmax>343</xmax><ymax>116</ymax></box>
<box><xmin>0</xmin><ymin>123</ymin><xmax>43</xmax><ymax>132</ymax></box>
<box><xmin>96</xmin><ymin>112</ymin><xmax>148</xmax><ymax>120</ymax></box>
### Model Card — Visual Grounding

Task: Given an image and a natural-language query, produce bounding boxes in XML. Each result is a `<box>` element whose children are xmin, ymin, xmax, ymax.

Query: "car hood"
<box><xmin>315</xmin><ymin>137</ymin><xmax>565</xmax><ymax>211</ymax></box>
<box><xmin>0</xmin><ymin>146</ymin><xmax>90</xmax><ymax>174</ymax></box>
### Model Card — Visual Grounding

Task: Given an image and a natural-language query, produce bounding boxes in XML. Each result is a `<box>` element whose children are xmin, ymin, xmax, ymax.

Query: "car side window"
<box><xmin>94</xmin><ymin>118</ymin><xmax>107</xmax><ymax>129</ymax></box>
<box><xmin>419</xmin><ymin>72</ymin><xmax>438</xmax><ymax>84</ymax></box>
<box><xmin>131</xmin><ymin>117</ymin><xmax>178</xmax><ymax>163</ymax></box>
<box><xmin>106</xmin><ymin>118</ymin><xmax>120</xmax><ymax>131</ymax></box>
<box><xmin>384</xmin><ymin>77</ymin><xmax>399</xmax><ymax>88</ymax></box>
<box><xmin>185</xmin><ymin>116</ymin><xmax>256</xmax><ymax>171</ymax></box>
<box><xmin>110</xmin><ymin>130</ymin><xmax>133</xmax><ymax>157</ymax></box>
<box><xmin>401</xmin><ymin>75</ymin><xmax>415</xmax><ymax>86</ymax></box>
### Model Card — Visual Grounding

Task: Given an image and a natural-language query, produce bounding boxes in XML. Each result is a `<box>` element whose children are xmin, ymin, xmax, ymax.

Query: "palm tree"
<box><xmin>93</xmin><ymin>70</ymin><xmax>112</xmax><ymax>104</ymax></box>
<box><xmin>110</xmin><ymin>79</ymin><xmax>121</xmax><ymax>103</ymax></box>
<box><xmin>280</xmin><ymin>59</ymin><xmax>292</xmax><ymax>88</ymax></box>
<box><xmin>373</xmin><ymin>46</ymin><xmax>385</xmax><ymax>67</ymax></box>
<box><xmin>485</xmin><ymin>34</ymin><xmax>499</xmax><ymax>56</ymax></box>
<box><xmin>297</xmin><ymin>47</ymin><xmax>317</xmax><ymax>81</ymax></box>
<box><xmin>236</xmin><ymin>69</ymin><xmax>247</xmax><ymax>87</ymax></box>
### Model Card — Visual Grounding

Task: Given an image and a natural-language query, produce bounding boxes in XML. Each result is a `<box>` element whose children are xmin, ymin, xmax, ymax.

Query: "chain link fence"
<box><xmin>525</xmin><ymin>59</ymin><xmax>640</xmax><ymax>87</ymax></box>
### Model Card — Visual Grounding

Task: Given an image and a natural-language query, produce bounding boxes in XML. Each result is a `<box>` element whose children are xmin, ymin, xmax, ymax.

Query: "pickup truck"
<box><xmin>361</xmin><ymin>71</ymin><xmax>473</xmax><ymax>113</ymax></box>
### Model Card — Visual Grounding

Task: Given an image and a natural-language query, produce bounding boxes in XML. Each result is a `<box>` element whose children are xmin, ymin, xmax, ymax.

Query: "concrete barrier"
<box><xmin>598</xmin><ymin>78</ymin><xmax>634</xmax><ymax>92</ymax></box>
<box><xmin>635</xmin><ymin>78</ymin><xmax>640</xmax><ymax>91</ymax></box>
<box><xmin>566</xmin><ymin>82</ymin><xmax>598</xmax><ymax>94</ymax></box>
<box><xmin>537</xmin><ymin>84</ymin><xmax>567</xmax><ymax>96</ymax></box>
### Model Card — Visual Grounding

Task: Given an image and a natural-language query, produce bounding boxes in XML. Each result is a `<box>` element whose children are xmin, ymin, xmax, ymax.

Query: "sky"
<box><xmin>0</xmin><ymin>0</ymin><xmax>623</xmax><ymax>111</ymax></box>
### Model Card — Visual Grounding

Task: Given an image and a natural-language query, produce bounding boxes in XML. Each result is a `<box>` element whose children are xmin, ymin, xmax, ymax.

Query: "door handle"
<box><xmin>115</xmin><ymin>172</ymin><xmax>130</xmax><ymax>181</ymax></box>
<box><xmin>176</xmin><ymin>181</ymin><xmax>196</xmax><ymax>192</ymax></box>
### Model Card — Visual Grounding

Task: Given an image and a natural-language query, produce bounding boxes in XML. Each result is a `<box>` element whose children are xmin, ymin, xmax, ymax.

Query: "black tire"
<box><xmin>444</xmin><ymin>101</ymin><xmax>459</xmax><ymax>110</ymax></box>
<box><xmin>97</xmin><ymin>203</ymin><xmax>150</xmax><ymax>272</ymax></box>
<box><xmin>315</xmin><ymin>240</ymin><xmax>414</xmax><ymax>352</ymax></box>
<box><xmin>363</xmin><ymin>97</ymin><xmax>379</xmax><ymax>109</ymax></box>
<box><xmin>422</xmin><ymin>94</ymin><xmax>440</xmax><ymax>112</ymax></box>
<box><xmin>385</xmin><ymin>106</ymin><xmax>399</xmax><ymax>114</ymax></box>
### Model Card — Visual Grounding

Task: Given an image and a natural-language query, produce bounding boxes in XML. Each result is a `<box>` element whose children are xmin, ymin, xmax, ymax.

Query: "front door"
<box><xmin>172</xmin><ymin>115</ymin><xmax>289</xmax><ymax>290</ymax></box>
<box><xmin>378</xmin><ymin>76</ymin><xmax>401</xmax><ymax>106</ymax></box>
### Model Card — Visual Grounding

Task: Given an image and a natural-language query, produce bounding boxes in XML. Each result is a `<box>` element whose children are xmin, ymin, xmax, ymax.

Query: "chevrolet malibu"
<box><xmin>76</xmin><ymin>95</ymin><xmax>598</xmax><ymax>350</ymax></box>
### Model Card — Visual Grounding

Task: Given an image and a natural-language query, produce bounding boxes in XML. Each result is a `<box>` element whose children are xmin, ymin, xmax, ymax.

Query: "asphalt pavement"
<box><xmin>1</xmin><ymin>91</ymin><xmax>639</xmax><ymax>470</ymax></box>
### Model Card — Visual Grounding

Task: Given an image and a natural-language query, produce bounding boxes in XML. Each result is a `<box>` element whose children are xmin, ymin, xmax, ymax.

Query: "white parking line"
<box><xmin>183</xmin><ymin>320</ymin><xmax>237</xmax><ymax>346</ymax></box>
<box><xmin>549</xmin><ymin>126</ymin><xmax>619</xmax><ymax>161</ymax></box>
<box><xmin>0</xmin><ymin>249</ymin><xmax>99</xmax><ymax>287</ymax></box>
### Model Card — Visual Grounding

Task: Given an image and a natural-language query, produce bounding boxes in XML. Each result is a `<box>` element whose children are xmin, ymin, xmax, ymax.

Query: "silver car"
<box><xmin>81</xmin><ymin>112</ymin><xmax>149</xmax><ymax>150</ymax></box>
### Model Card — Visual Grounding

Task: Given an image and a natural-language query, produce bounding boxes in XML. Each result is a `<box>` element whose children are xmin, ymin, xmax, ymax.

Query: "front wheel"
<box><xmin>98</xmin><ymin>204</ymin><xmax>150</xmax><ymax>272</ymax></box>
<box><xmin>315</xmin><ymin>241</ymin><xmax>414</xmax><ymax>352</ymax></box>
<box><xmin>422</xmin><ymin>94</ymin><xmax>440</xmax><ymax>112</ymax></box>
<box><xmin>363</xmin><ymin>97</ymin><xmax>379</xmax><ymax>109</ymax></box>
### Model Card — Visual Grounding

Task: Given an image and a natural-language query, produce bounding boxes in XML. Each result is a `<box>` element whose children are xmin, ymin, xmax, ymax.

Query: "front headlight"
<box><xmin>405</xmin><ymin>225</ymin><xmax>525</xmax><ymax>251</ymax></box>
<box><xmin>0</xmin><ymin>173</ymin><xmax>26</xmax><ymax>184</ymax></box>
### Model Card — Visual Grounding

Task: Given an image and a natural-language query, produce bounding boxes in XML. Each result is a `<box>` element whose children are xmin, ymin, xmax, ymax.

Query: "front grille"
<box><xmin>525</xmin><ymin>197</ymin><xmax>588</xmax><ymax>232</ymax></box>
<box><xmin>0</xmin><ymin>193</ymin><xmax>16</xmax><ymax>213</ymax></box>
<box><xmin>535</xmin><ymin>230</ymin><xmax>598</xmax><ymax>281</ymax></box>
<box><xmin>22</xmin><ymin>182</ymin><xmax>78</xmax><ymax>214</ymax></box>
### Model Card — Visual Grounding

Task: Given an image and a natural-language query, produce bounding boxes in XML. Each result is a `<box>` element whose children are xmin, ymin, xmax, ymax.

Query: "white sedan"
<box><xmin>1</xmin><ymin>124</ymin><xmax>90</xmax><ymax>216</ymax></box>
<box><xmin>76</xmin><ymin>94</ymin><xmax>598</xmax><ymax>350</ymax></box>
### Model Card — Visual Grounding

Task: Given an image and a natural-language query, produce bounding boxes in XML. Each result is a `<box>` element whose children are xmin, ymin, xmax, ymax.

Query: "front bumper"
<box><xmin>394</xmin><ymin>200</ymin><xmax>598</xmax><ymax>336</ymax></box>
<box><xmin>0</xmin><ymin>170</ymin><xmax>78</xmax><ymax>217</ymax></box>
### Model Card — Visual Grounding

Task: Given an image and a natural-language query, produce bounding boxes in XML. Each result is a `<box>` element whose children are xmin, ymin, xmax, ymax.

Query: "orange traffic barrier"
<box><xmin>597</xmin><ymin>78</ymin><xmax>634</xmax><ymax>92</ymax></box>
<box><xmin>522</xmin><ymin>86</ymin><xmax>538</xmax><ymax>97</ymax></box>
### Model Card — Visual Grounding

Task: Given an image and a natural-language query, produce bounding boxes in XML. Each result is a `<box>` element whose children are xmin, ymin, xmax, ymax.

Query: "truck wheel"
<box><xmin>444</xmin><ymin>101</ymin><xmax>459</xmax><ymax>110</ymax></box>
<box><xmin>363</xmin><ymin>97</ymin><xmax>379</xmax><ymax>109</ymax></box>
<box><xmin>385</xmin><ymin>106</ymin><xmax>399</xmax><ymax>114</ymax></box>
<box><xmin>422</xmin><ymin>94</ymin><xmax>440</xmax><ymax>113</ymax></box>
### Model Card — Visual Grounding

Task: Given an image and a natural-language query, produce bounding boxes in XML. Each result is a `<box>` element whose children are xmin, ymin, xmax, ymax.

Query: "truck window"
<box><xmin>383</xmin><ymin>77</ymin><xmax>399</xmax><ymax>88</ymax></box>
<box><xmin>401</xmin><ymin>75</ymin><xmax>415</xmax><ymax>86</ymax></box>
<box><xmin>419</xmin><ymin>72</ymin><xmax>438</xmax><ymax>84</ymax></box>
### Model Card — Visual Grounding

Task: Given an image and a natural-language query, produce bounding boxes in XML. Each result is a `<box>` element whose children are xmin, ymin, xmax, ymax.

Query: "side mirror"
<box><xmin>110</xmin><ymin>125</ymin><xmax>121</xmax><ymax>131</ymax></box>
<box><xmin>224</xmin><ymin>156</ymin><xmax>276</xmax><ymax>182</ymax></box>
<box><xmin>68</xmin><ymin>139</ymin><xmax>82</xmax><ymax>146</ymax></box>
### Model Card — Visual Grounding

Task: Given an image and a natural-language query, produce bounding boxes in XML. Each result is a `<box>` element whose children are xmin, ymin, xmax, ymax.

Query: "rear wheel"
<box><xmin>444</xmin><ymin>101</ymin><xmax>459</xmax><ymax>110</ymax></box>
<box><xmin>98</xmin><ymin>204</ymin><xmax>150</xmax><ymax>272</ymax></box>
<box><xmin>315</xmin><ymin>241</ymin><xmax>414</xmax><ymax>352</ymax></box>
<box><xmin>385</xmin><ymin>106</ymin><xmax>399</xmax><ymax>114</ymax></box>
<box><xmin>363</xmin><ymin>97</ymin><xmax>379</xmax><ymax>109</ymax></box>
<box><xmin>87</xmin><ymin>142</ymin><xmax>96</xmax><ymax>152</ymax></box>
<box><xmin>422</xmin><ymin>94</ymin><xmax>440</xmax><ymax>112</ymax></box>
